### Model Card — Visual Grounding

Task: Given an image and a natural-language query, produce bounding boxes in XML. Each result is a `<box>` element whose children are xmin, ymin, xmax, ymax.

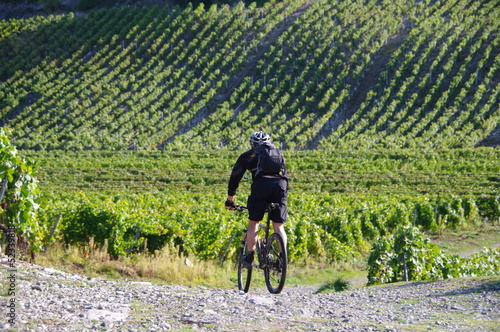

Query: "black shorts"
<box><xmin>247</xmin><ymin>177</ymin><xmax>288</xmax><ymax>223</ymax></box>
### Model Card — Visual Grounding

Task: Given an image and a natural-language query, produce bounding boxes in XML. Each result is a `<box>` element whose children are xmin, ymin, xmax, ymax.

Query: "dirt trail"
<box><xmin>3</xmin><ymin>260</ymin><xmax>499</xmax><ymax>331</ymax></box>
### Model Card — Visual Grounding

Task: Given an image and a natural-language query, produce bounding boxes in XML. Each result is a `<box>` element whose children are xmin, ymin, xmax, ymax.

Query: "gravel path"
<box><xmin>1</xmin><ymin>260</ymin><xmax>499</xmax><ymax>331</ymax></box>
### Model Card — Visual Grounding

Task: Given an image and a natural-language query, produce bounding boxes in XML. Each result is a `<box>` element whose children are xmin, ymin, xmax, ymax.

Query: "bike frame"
<box><xmin>235</xmin><ymin>203</ymin><xmax>276</xmax><ymax>268</ymax></box>
<box><xmin>235</xmin><ymin>203</ymin><xmax>286</xmax><ymax>294</ymax></box>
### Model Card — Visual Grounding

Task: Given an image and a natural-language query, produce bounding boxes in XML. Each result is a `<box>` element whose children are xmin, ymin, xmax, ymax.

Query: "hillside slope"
<box><xmin>0</xmin><ymin>0</ymin><xmax>498</xmax><ymax>151</ymax></box>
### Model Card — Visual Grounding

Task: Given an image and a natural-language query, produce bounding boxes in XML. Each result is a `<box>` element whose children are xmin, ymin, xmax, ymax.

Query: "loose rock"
<box><xmin>0</xmin><ymin>262</ymin><xmax>498</xmax><ymax>331</ymax></box>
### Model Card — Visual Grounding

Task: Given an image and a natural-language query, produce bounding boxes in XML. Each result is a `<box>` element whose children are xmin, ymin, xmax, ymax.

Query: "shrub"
<box><xmin>0</xmin><ymin>128</ymin><xmax>42</xmax><ymax>256</ymax></box>
<box><xmin>367</xmin><ymin>226</ymin><xmax>499</xmax><ymax>285</ymax></box>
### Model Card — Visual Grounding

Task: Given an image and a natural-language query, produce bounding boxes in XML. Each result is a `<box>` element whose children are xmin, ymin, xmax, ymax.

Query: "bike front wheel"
<box><xmin>263</xmin><ymin>233</ymin><xmax>287</xmax><ymax>294</ymax></box>
<box><xmin>237</xmin><ymin>231</ymin><xmax>252</xmax><ymax>293</ymax></box>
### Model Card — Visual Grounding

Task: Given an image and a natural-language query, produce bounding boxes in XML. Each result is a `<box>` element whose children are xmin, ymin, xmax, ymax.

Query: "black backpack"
<box><xmin>254</xmin><ymin>142</ymin><xmax>286</xmax><ymax>177</ymax></box>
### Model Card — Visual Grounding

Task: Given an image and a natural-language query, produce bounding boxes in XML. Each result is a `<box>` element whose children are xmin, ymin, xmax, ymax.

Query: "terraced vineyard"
<box><xmin>0</xmin><ymin>0</ymin><xmax>498</xmax><ymax>150</ymax></box>
<box><xmin>29</xmin><ymin>148</ymin><xmax>500</xmax><ymax>197</ymax></box>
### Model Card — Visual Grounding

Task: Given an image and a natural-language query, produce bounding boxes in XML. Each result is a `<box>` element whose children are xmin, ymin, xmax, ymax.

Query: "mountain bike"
<box><xmin>234</xmin><ymin>203</ymin><xmax>287</xmax><ymax>294</ymax></box>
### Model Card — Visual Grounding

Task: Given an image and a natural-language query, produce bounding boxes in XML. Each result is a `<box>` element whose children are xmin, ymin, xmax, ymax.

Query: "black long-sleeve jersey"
<box><xmin>227</xmin><ymin>149</ymin><xmax>258</xmax><ymax>196</ymax></box>
<box><xmin>227</xmin><ymin>148</ymin><xmax>287</xmax><ymax>196</ymax></box>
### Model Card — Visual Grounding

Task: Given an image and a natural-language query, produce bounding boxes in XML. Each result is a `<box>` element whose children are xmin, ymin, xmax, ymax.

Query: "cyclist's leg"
<box><xmin>270</xmin><ymin>178</ymin><xmax>288</xmax><ymax>247</ymax></box>
<box><xmin>272</xmin><ymin>222</ymin><xmax>287</xmax><ymax>248</ymax></box>
<box><xmin>247</xmin><ymin>178</ymin><xmax>268</xmax><ymax>252</ymax></box>
<box><xmin>246</xmin><ymin>219</ymin><xmax>260</xmax><ymax>252</ymax></box>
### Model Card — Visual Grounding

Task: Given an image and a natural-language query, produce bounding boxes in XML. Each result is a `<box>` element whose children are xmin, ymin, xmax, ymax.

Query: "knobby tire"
<box><xmin>237</xmin><ymin>231</ymin><xmax>252</xmax><ymax>293</ymax></box>
<box><xmin>264</xmin><ymin>233</ymin><xmax>287</xmax><ymax>294</ymax></box>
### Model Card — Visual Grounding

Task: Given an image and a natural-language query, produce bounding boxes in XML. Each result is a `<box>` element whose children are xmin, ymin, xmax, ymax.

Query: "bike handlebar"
<box><xmin>234</xmin><ymin>205</ymin><xmax>247</xmax><ymax>211</ymax></box>
<box><xmin>233</xmin><ymin>203</ymin><xmax>278</xmax><ymax>212</ymax></box>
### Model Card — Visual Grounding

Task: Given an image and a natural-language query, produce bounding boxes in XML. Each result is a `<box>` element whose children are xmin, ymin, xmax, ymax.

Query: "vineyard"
<box><xmin>0</xmin><ymin>0</ymin><xmax>499</xmax><ymax>284</ymax></box>
<box><xmin>0</xmin><ymin>0</ymin><xmax>498</xmax><ymax>150</ymax></box>
<box><xmin>27</xmin><ymin>148</ymin><xmax>500</xmax><ymax>264</ymax></box>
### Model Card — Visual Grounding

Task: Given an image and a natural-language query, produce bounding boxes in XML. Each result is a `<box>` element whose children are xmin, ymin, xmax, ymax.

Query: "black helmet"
<box><xmin>250</xmin><ymin>131</ymin><xmax>270</xmax><ymax>147</ymax></box>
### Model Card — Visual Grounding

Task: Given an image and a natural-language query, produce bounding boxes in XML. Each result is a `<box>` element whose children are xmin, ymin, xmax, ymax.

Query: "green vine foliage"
<box><xmin>0</xmin><ymin>128</ymin><xmax>42</xmax><ymax>254</ymax></box>
<box><xmin>367</xmin><ymin>226</ymin><xmax>500</xmax><ymax>285</ymax></box>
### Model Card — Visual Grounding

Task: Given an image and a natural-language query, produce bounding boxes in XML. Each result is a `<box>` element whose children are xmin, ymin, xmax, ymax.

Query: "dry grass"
<box><xmin>34</xmin><ymin>242</ymin><xmax>365</xmax><ymax>289</ymax></box>
<box><xmin>35</xmin><ymin>243</ymin><xmax>236</xmax><ymax>288</ymax></box>
<box><xmin>32</xmin><ymin>224</ymin><xmax>500</xmax><ymax>289</ymax></box>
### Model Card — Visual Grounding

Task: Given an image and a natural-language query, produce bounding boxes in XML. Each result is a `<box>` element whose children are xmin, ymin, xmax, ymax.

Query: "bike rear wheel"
<box><xmin>237</xmin><ymin>231</ymin><xmax>252</xmax><ymax>293</ymax></box>
<box><xmin>264</xmin><ymin>233</ymin><xmax>287</xmax><ymax>294</ymax></box>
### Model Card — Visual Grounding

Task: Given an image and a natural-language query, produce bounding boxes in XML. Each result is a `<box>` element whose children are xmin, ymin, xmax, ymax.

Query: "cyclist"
<box><xmin>225</xmin><ymin>131</ymin><xmax>288</xmax><ymax>268</ymax></box>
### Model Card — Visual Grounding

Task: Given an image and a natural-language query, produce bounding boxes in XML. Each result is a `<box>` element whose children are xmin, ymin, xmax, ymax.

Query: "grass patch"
<box><xmin>314</xmin><ymin>277</ymin><xmax>351</xmax><ymax>294</ymax></box>
<box><xmin>34</xmin><ymin>243</ymin><xmax>368</xmax><ymax>289</ymax></box>
<box><xmin>429</xmin><ymin>223</ymin><xmax>500</xmax><ymax>258</ymax></box>
<box><xmin>284</xmin><ymin>255</ymin><xmax>368</xmax><ymax>287</ymax></box>
<box><xmin>32</xmin><ymin>224</ymin><xmax>499</xmax><ymax>289</ymax></box>
<box><xmin>35</xmin><ymin>244</ymin><xmax>236</xmax><ymax>288</ymax></box>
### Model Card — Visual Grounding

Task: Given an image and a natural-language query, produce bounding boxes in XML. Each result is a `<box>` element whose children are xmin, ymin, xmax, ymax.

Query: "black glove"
<box><xmin>225</xmin><ymin>199</ymin><xmax>236</xmax><ymax>209</ymax></box>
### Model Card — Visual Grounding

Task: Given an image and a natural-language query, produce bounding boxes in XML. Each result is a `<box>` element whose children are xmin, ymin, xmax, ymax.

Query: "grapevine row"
<box><xmin>0</xmin><ymin>0</ymin><xmax>498</xmax><ymax>150</ymax></box>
